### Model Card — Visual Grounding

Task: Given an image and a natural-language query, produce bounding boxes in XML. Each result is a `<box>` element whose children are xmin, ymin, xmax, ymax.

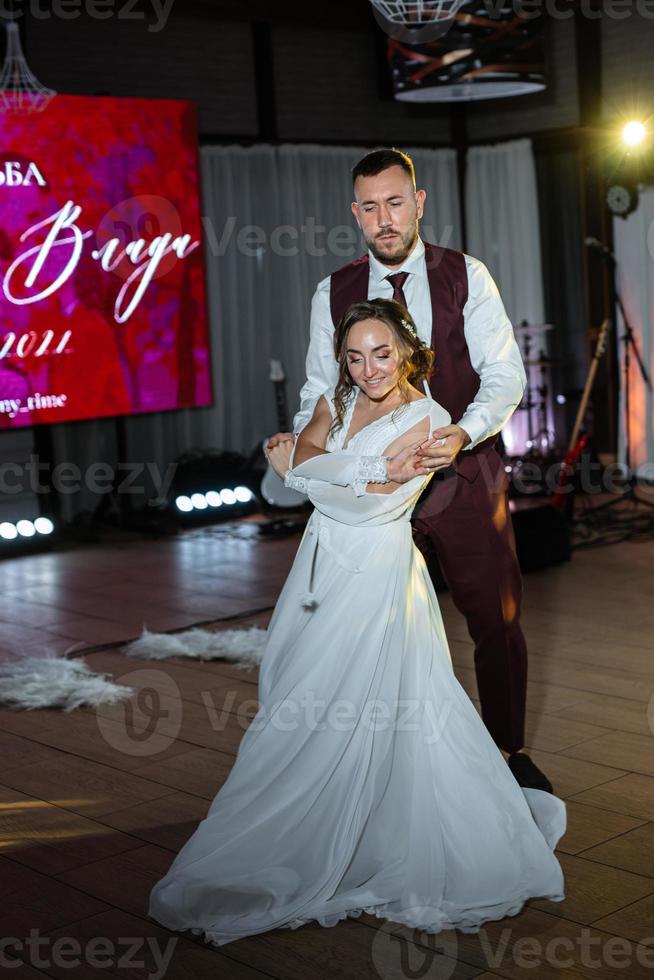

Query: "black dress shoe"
<box><xmin>508</xmin><ymin>752</ymin><xmax>553</xmax><ymax>794</ymax></box>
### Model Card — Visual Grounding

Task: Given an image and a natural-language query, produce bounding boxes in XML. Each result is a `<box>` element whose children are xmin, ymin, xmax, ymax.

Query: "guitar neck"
<box><xmin>273</xmin><ymin>381</ymin><xmax>290</xmax><ymax>432</ymax></box>
<box><xmin>568</xmin><ymin>361</ymin><xmax>599</xmax><ymax>452</ymax></box>
<box><xmin>567</xmin><ymin>318</ymin><xmax>612</xmax><ymax>453</ymax></box>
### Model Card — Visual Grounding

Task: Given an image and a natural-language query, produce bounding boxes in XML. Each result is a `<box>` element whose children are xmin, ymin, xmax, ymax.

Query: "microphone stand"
<box><xmin>590</xmin><ymin>243</ymin><xmax>654</xmax><ymax>513</ymax></box>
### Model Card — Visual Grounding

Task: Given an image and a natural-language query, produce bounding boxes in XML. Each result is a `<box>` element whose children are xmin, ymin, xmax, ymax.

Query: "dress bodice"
<box><xmin>286</xmin><ymin>386</ymin><xmax>450</xmax><ymax>607</ymax></box>
<box><xmin>326</xmin><ymin>386</ymin><xmax>435</xmax><ymax>458</ymax></box>
<box><xmin>290</xmin><ymin>385</ymin><xmax>451</xmax><ymax>531</ymax></box>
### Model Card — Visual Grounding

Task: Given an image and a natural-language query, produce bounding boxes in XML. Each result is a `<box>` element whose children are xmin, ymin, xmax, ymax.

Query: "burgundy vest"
<box><xmin>329</xmin><ymin>240</ymin><xmax>496</xmax><ymax>481</ymax></box>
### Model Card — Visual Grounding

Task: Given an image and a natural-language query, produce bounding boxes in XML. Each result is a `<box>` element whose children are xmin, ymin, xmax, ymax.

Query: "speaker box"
<box><xmin>426</xmin><ymin>500</ymin><xmax>571</xmax><ymax>591</ymax></box>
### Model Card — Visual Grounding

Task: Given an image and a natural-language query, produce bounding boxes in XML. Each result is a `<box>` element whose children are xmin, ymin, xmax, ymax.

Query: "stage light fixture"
<box><xmin>622</xmin><ymin>120</ymin><xmax>646</xmax><ymax>147</ymax></box>
<box><xmin>599</xmin><ymin>114</ymin><xmax>651</xmax><ymax>218</ymax></box>
<box><xmin>167</xmin><ymin>450</ymin><xmax>260</xmax><ymax>525</ymax></box>
<box><xmin>0</xmin><ymin>522</ymin><xmax>18</xmax><ymax>540</ymax></box>
<box><xmin>0</xmin><ymin>516</ymin><xmax>56</xmax><ymax>554</ymax></box>
<box><xmin>234</xmin><ymin>486</ymin><xmax>254</xmax><ymax>503</ymax></box>
<box><xmin>33</xmin><ymin>517</ymin><xmax>54</xmax><ymax>535</ymax></box>
<box><xmin>174</xmin><ymin>487</ymin><xmax>254</xmax><ymax>515</ymax></box>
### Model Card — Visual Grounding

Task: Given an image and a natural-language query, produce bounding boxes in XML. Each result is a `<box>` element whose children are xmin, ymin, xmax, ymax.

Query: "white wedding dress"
<box><xmin>148</xmin><ymin>386</ymin><xmax>565</xmax><ymax>947</ymax></box>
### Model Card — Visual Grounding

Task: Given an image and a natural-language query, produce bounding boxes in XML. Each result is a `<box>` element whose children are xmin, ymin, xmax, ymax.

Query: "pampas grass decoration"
<box><xmin>0</xmin><ymin>653</ymin><xmax>133</xmax><ymax>712</ymax></box>
<box><xmin>125</xmin><ymin>626</ymin><xmax>267</xmax><ymax>669</ymax></box>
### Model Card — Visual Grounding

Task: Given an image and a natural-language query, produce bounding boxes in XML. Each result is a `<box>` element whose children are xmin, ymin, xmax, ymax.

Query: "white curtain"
<box><xmin>195</xmin><ymin>143</ymin><xmax>461</xmax><ymax>453</ymax></box>
<box><xmin>613</xmin><ymin>187</ymin><xmax>654</xmax><ymax>474</ymax></box>
<box><xmin>465</xmin><ymin>138</ymin><xmax>547</xmax><ymax>456</ymax></box>
<box><xmin>43</xmin><ymin>143</ymin><xmax>460</xmax><ymax>521</ymax></box>
<box><xmin>407</xmin><ymin>146</ymin><xmax>461</xmax><ymax>252</ymax></box>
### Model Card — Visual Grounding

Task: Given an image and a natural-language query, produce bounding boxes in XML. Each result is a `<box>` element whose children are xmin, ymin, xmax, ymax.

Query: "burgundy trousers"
<box><xmin>411</xmin><ymin>448</ymin><xmax>528</xmax><ymax>754</ymax></box>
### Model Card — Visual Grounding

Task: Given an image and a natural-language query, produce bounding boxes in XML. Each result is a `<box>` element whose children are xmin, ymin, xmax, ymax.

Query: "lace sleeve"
<box><xmin>287</xmin><ymin>451</ymin><xmax>390</xmax><ymax>497</ymax></box>
<box><xmin>351</xmin><ymin>455</ymin><xmax>390</xmax><ymax>496</ymax></box>
<box><xmin>284</xmin><ymin>469</ymin><xmax>309</xmax><ymax>494</ymax></box>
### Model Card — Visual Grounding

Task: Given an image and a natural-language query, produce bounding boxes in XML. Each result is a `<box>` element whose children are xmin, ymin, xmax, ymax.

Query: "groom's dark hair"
<box><xmin>352</xmin><ymin>148</ymin><xmax>415</xmax><ymax>188</ymax></box>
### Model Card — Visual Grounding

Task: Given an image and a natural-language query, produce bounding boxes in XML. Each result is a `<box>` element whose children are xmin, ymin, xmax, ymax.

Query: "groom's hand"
<box><xmin>416</xmin><ymin>424</ymin><xmax>471</xmax><ymax>472</ymax></box>
<box><xmin>386</xmin><ymin>439</ymin><xmax>431</xmax><ymax>484</ymax></box>
<box><xmin>266</xmin><ymin>431</ymin><xmax>295</xmax><ymax>451</ymax></box>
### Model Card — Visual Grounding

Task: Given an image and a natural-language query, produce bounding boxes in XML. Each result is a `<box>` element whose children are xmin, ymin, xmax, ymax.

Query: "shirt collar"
<box><xmin>368</xmin><ymin>235</ymin><xmax>425</xmax><ymax>284</ymax></box>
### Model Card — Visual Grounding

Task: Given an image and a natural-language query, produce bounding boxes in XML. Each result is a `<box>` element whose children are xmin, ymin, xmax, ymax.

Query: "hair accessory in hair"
<box><xmin>401</xmin><ymin>317</ymin><xmax>417</xmax><ymax>336</ymax></box>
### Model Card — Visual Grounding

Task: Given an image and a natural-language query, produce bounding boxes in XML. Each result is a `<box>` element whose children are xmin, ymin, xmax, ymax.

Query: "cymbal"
<box><xmin>514</xmin><ymin>322</ymin><xmax>554</xmax><ymax>334</ymax></box>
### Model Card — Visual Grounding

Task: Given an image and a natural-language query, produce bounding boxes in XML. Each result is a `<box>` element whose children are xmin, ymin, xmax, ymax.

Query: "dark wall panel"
<box><xmin>602</xmin><ymin>14</ymin><xmax>654</xmax><ymax>121</ymax></box>
<box><xmin>272</xmin><ymin>23</ymin><xmax>453</xmax><ymax>144</ymax></box>
<box><xmin>26</xmin><ymin>11</ymin><xmax>259</xmax><ymax>136</ymax></box>
<box><xmin>466</xmin><ymin>20</ymin><xmax>580</xmax><ymax>143</ymax></box>
<box><xmin>19</xmin><ymin>9</ymin><xmax>598</xmax><ymax>146</ymax></box>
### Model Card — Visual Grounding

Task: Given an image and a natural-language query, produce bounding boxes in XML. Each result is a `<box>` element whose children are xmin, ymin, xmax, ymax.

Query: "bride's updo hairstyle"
<box><xmin>330</xmin><ymin>298</ymin><xmax>434</xmax><ymax>435</ymax></box>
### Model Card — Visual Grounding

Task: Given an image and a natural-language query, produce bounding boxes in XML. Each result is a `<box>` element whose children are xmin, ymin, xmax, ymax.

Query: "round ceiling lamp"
<box><xmin>378</xmin><ymin>2</ymin><xmax>546</xmax><ymax>103</ymax></box>
<box><xmin>368</xmin><ymin>0</ymin><xmax>468</xmax><ymax>44</ymax></box>
<box><xmin>0</xmin><ymin>21</ymin><xmax>56</xmax><ymax>113</ymax></box>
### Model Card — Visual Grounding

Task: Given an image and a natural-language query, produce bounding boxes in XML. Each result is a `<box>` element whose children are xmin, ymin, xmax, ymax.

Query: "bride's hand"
<box><xmin>386</xmin><ymin>439</ymin><xmax>430</xmax><ymax>484</ymax></box>
<box><xmin>265</xmin><ymin>440</ymin><xmax>294</xmax><ymax>479</ymax></box>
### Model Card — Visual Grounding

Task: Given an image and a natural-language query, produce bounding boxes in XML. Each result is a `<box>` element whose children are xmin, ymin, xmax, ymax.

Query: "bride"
<box><xmin>148</xmin><ymin>298</ymin><xmax>565</xmax><ymax>947</ymax></box>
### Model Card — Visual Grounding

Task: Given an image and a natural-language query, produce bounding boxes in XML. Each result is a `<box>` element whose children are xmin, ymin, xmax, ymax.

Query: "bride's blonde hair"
<box><xmin>329</xmin><ymin>298</ymin><xmax>434</xmax><ymax>437</ymax></box>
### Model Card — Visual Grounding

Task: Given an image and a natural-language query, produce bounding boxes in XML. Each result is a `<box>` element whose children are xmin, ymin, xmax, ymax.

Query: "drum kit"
<box><xmin>514</xmin><ymin>319</ymin><xmax>559</xmax><ymax>457</ymax></box>
<box><xmin>503</xmin><ymin>320</ymin><xmax>563</xmax><ymax>498</ymax></box>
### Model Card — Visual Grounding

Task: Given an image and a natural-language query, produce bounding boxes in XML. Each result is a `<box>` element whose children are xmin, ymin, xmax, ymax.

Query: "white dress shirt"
<box><xmin>293</xmin><ymin>237</ymin><xmax>527</xmax><ymax>451</ymax></box>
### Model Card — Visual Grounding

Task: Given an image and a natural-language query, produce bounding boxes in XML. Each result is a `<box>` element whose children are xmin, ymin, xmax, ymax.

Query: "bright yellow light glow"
<box><xmin>622</xmin><ymin>120</ymin><xmax>646</xmax><ymax>146</ymax></box>
<box><xmin>0</xmin><ymin>799</ymin><xmax>100</xmax><ymax>810</ymax></box>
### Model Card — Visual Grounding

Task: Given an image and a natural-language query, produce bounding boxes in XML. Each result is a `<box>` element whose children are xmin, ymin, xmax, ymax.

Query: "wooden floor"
<box><xmin>1</xmin><ymin>520</ymin><xmax>653</xmax><ymax>979</ymax></box>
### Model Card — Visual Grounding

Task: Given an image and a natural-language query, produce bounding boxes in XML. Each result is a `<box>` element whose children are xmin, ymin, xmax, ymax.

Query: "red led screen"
<box><xmin>0</xmin><ymin>94</ymin><xmax>211</xmax><ymax>428</ymax></box>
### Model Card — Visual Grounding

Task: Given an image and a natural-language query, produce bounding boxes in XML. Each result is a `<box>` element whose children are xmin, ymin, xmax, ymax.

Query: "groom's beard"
<box><xmin>365</xmin><ymin>224</ymin><xmax>419</xmax><ymax>266</ymax></box>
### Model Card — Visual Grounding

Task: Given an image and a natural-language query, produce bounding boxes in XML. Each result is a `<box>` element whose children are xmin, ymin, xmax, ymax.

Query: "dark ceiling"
<box><xmin>185</xmin><ymin>0</ymin><xmax>374</xmax><ymax>25</ymax></box>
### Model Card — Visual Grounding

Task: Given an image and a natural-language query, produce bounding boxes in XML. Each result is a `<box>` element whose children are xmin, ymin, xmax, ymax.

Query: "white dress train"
<box><xmin>148</xmin><ymin>387</ymin><xmax>565</xmax><ymax>946</ymax></box>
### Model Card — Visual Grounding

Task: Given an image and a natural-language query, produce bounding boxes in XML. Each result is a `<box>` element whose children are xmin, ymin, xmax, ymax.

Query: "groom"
<box><xmin>269</xmin><ymin>147</ymin><xmax>551</xmax><ymax>793</ymax></box>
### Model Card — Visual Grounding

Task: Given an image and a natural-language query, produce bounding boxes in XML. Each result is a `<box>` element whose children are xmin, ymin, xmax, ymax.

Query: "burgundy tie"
<box><xmin>386</xmin><ymin>271</ymin><xmax>409</xmax><ymax>310</ymax></box>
